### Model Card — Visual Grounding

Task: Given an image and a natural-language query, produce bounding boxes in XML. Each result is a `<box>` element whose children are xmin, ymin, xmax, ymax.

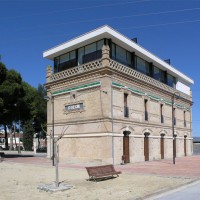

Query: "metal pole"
<box><xmin>52</xmin><ymin>96</ymin><xmax>55</xmax><ymax>166</ymax></box>
<box><xmin>172</xmin><ymin>92</ymin><xmax>180</xmax><ymax>165</ymax></box>
<box><xmin>172</xmin><ymin>96</ymin><xmax>175</xmax><ymax>164</ymax></box>
<box><xmin>18</xmin><ymin>107</ymin><xmax>21</xmax><ymax>153</ymax></box>
<box><xmin>111</xmin><ymin>80</ymin><xmax>114</xmax><ymax>165</ymax></box>
<box><xmin>55</xmin><ymin>141</ymin><xmax>59</xmax><ymax>187</ymax></box>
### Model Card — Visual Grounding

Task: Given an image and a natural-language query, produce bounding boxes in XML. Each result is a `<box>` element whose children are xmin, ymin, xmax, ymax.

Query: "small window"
<box><xmin>54</xmin><ymin>57</ymin><xmax>59</xmax><ymax>73</ymax></box>
<box><xmin>184</xmin><ymin>111</ymin><xmax>186</xmax><ymax>127</ymax></box>
<box><xmin>127</xmin><ymin>51</ymin><xmax>132</xmax><ymax>67</ymax></box>
<box><xmin>173</xmin><ymin>108</ymin><xmax>176</xmax><ymax>125</ymax></box>
<box><xmin>124</xmin><ymin>93</ymin><xmax>129</xmax><ymax>117</ymax></box>
<box><xmin>60</xmin><ymin>53</ymin><xmax>69</xmax><ymax>63</ymax></box>
<box><xmin>167</xmin><ymin>74</ymin><xmax>176</xmax><ymax>88</ymax></box>
<box><xmin>97</xmin><ymin>40</ymin><xmax>104</xmax><ymax>50</ymax></box>
<box><xmin>116</xmin><ymin>45</ymin><xmax>127</xmax><ymax>64</ymax></box>
<box><xmin>144</xmin><ymin>99</ymin><xmax>148</xmax><ymax>121</ymax></box>
<box><xmin>160</xmin><ymin>104</ymin><xmax>164</xmax><ymax>123</ymax></box>
<box><xmin>111</xmin><ymin>43</ymin><xmax>132</xmax><ymax>67</ymax></box>
<box><xmin>70</xmin><ymin>50</ymin><xmax>76</xmax><ymax>60</ymax></box>
<box><xmin>136</xmin><ymin>57</ymin><xmax>150</xmax><ymax>76</ymax></box>
<box><xmin>78</xmin><ymin>47</ymin><xmax>84</xmax><ymax>65</ymax></box>
<box><xmin>85</xmin><ymin>43</ymin><xmax>96</xmax><ymax>55</ymax></box>
<box><xmin>83</xmin><ymin>41</ymin><xmax>102</xmax><ymax>64</ymax></box>
<box><xmin>153</xmin><ymin>66</ymin><xmax>165</xmax><ymax>83</ymax></box>
<box><xmin>111</xmin><ymin>43</ymin><xmax>116</xmax><ymax>59</ymax></box>
<box><xmin>153</xmin><ymin>66</ymin><xmax>161</xmax><ymax>80</ymax></box>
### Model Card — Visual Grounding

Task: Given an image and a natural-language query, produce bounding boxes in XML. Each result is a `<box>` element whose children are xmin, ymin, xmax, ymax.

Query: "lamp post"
<box><xmin>111</xmin><ymin>79</ymin><xmax>114</xmax><ymax>165</ymax></box>
<box><xmin>44</xmin><ymin>95</ymin><xmax>55</xmax><ymax>166</ymax></box>
<box><xmin>172</xmin><ymin>91</ymin><xmax>180</xmax><ymax>164</ymax></box>
<box><xmin>18</xmin><ymin>105</ymin><xmax>21</xmax><ymax>154</ymax></box>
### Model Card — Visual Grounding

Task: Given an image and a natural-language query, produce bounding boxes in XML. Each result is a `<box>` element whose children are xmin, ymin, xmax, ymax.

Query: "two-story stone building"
<box><xmin>43</xmin><ymin>25</ymin><xmax>193</xmax><ymax>164</ymax></box>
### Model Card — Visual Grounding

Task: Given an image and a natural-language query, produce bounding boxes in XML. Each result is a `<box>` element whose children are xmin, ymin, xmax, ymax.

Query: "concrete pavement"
<box><xmin>146</xmin><ymin>180</ymin><xmax>200</xmax><ymax>200</ymax></box>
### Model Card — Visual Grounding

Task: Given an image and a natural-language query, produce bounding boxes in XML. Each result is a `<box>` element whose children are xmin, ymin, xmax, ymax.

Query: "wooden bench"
<box><xmin>85</xmin><ymin>164</ymin><xmax>121</xmax><ymax>181</ymax></box>
<box><xmin>0</xmin><ymin>152</ymin><xmax>5</xmax><ymax>162</ymax></box>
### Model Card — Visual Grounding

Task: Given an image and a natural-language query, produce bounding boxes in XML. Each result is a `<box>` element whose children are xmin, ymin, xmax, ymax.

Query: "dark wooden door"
<box><xmin>123</xmin><ymin>134</ymin><xmax>130</xmax><ymax>163</ymax></box>
<box><xmin>160</xmin><ymin>137</ymin><xmax>164</xmax><ymax>159</ymax></box>
<box><xmin>144</xmin><ymin>136</ymin><xmax>149</xmax><ymax>161</ymax></box>
<box><xmin>174</xmin><ymin>137</ymin><xmax>176</xmax><ymax>157</ymax></box>
<box><xmin>184</xmin><ymin>137</ymin><xmax>187</xmax><ymax>156</ymax></box>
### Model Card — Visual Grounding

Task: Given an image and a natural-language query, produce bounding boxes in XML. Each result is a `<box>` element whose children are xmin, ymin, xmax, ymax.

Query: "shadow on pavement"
<box><xmin>4</xmin><ymin>154</ymin><xmax>34</xmax><ymax>158</ymax></box>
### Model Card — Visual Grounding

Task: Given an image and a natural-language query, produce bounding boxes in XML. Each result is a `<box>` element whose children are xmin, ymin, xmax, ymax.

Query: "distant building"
<box><xmin>193</xmin><ymin>137</ymin><xmax>200</xmax><ymax>143</ymax></box>
<box><xmin>43</xmin><ymin>25</ymin><xmax>193</xmax><ymax>164</ymax></box>
<box><xmin>0</xmin><ymin>133</ymin><xmax>23</xmax><ymax>150</ymax></box>
<box><xmin>193</xmin><ymin>137</ymin><xmax>200</xmax><ymax>155</ymax></box>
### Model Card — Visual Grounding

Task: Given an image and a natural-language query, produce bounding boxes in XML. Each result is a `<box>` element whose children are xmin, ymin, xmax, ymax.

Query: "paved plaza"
<box><xmin>1</xmin><ymin>151</ymin><xmax>200</xmax><ymax>200</ymax></box>
<box><xmin>4</xmin><ymin>152</ymin><xmax>200</xmax><ymax>178</ymax></box>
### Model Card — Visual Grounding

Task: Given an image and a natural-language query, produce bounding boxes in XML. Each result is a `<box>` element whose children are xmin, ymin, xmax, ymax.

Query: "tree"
<box><xmin>23</xmin><ymin>120</ymin><xmax>35</xmax><ymax>151</ymax></box>
<box><xmin>21</xmin><ymin>83</ymin><xmax>47</xmax><ymax>150</ymax></box>
<box><xmin>0</xmin><ymin>65</ymin><xmax>24</xmax><ymax>149</ymax></box>
<box><xmin>0</xmin><ymin>61</ymin><xmax>47</xmax><ymax>150</ymax></box>
<box><xmin>32</xmin><ymin>84</ymin><xmax>47</xmax><ymax>134</ymax></box>
<box><xmin>0</xmin><ymin>62</ymin><xmax>8</xmax><ymax>145</ymax></box>
<box><xmin>0</xmin><ymin>62</ymin><xmax>7</xmax><ymax>85</ymax></box>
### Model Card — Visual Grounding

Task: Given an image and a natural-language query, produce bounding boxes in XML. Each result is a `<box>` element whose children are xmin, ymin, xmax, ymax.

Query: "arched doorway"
<box><xmin>144</xmin><ymin>133</ymin><xmax>149</xmax><ymax>161</ymax></box>
<box><xmin>184</xmin><ymin>135</ymin><xmax>187</xmax><ymax>156</ymax></box>
<box><xmin>160</xmin><ymin>134</ymin><xmax>165</xmax><ymax>159</ymax></box>
<box><xmin>123</xmin><ymin>131</ymin><xmax>130</xmax><ymax>163</ymax></box>
<box><xmin>173</xmin><ymin>135</ymin><xmax>177</xmax><ymax>158</ymax></box>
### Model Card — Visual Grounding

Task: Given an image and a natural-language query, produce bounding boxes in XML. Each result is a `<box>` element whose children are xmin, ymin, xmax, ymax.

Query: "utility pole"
<box><xmin>172</xmin><ymin>92</ymin><xmax>180</xmax><ymax>164</ymax></box>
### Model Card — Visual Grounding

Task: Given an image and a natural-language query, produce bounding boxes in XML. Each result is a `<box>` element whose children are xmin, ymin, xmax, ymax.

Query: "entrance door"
<box><xmin>184</xmin><ymin>136</ymin><xmax>187</xmax><ymax>156</ymax></box>
<box><xmin>160</xmin><ymin>136</ymin><xmax>164</xmax><ymax>159</ymax></box>
<box><xmin>173</xmin><ymin>137</ymin><xmax>176</xmax><ymax>158</ymax></box>
<box><xmin>144</xmin><ymin>134</ymin><xmax>149</xmax><ymax>161</ymax></box>
<box><xmin>123</xmin><ymin>131</ymin><xmax>130</xmax><ymax>163</ymax></box>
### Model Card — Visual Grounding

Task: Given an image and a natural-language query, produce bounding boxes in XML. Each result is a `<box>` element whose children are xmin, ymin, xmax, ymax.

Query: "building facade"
<box><xmin>43</xmin><ymin>25</ymin><xmax>193</xmax><ymax>164</ymax></box>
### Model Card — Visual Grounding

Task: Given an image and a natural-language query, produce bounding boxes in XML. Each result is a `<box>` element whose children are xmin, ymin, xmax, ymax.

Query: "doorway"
<box><xmin>160</xmin><ymin>135</ymin><xmax>164</xmax><ymax>159</ymax></box>
<box><xmin>173</xmin><ymin>136</ymin><xmax>177</xmax><ymax>158</ymax></box>
<box><xmin>123</xmin><ymin>131</ymin><xmax>130</xmax><ymax>163</ymax></box>
<box><xmin>144</xmin><ymin>133</ymin><xmax>149</xmax><ymax>161</ymax></box>
<box><xmin>184</xmin><ymin>136</ymin><xmax>187</xmax><ymax>156</ymax></box>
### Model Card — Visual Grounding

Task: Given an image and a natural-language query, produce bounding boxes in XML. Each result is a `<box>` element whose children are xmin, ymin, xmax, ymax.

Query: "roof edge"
<box><xmin>43</xmin><ymin>25</ymin><xmax>194</xmax><ymax>85</ymax></box>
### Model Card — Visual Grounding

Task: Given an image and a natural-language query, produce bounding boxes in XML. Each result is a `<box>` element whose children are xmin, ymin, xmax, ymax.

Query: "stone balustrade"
<box><xmin>48</xmin><ymin>57</ymin><xmax>191</xmax><ymax>101</ymax></box>
<box><xmin>50</xmin><ymin>59</ymin><xmax>102</xmax><ymax>82</ymax></box>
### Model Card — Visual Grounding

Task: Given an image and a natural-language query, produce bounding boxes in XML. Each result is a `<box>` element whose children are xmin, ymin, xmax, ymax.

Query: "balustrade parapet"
<box><xmin>109</xmin><ymin>59</ymin><xmax>191</xmax><ymax>101</ymax></box>
<box><xmin>50</xmin><ymin>59</ymin><xmax>102</xmax><ymax>82</ymax></box>
<box><xmin>48</xmin><ymin>58</ymin><xmax>191</xmax><ymax>101</ymax></box>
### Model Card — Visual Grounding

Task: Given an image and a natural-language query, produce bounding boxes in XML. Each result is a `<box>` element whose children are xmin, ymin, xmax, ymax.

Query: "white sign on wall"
<box><xmin>65</xmin><ymin>103</ymin><xmax>83</xmax><ymax>111</ymax></box>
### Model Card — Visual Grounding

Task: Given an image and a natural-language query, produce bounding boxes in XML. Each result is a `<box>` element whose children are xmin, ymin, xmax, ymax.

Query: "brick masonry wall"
<box><xmin>45</xmin><ymin>45</ymin><xmax>192</xmax><ymax>164</ymax></box>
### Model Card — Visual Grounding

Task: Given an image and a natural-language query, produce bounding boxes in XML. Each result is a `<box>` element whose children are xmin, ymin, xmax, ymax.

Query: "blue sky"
<box><xmin>0</xmin><ymin>0</ymin><xmax>200</xmax><ymax>136</ymax></box>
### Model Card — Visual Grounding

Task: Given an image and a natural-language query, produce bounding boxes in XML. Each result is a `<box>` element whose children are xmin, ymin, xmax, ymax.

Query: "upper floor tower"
<box><xmin>43</xmin><ymin>25</ymin><xmax>193</xmax><ymax>98</ymax></box>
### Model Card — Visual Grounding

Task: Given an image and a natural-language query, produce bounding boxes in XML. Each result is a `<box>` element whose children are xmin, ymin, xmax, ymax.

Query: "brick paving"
<box><xmin>116</xmin><ymin>156</ymin><xmax>200</xmax><ymax>178</ymax></box>
<box><xmin>2</xmin><ymin>151</ymin><xmax>200</xmax><ymax>178</ymax></box>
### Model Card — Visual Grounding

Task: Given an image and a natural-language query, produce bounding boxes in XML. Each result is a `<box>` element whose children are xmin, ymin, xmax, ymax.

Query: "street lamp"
<box><xmin>44</xmin><ymin>95</ymin><xmax>55</xmax><ymax>166</ymax></box>
<box><xmin>172</xmin><ymin>91</ymin><xmax>180</xmax><ymax>164</ymax></box>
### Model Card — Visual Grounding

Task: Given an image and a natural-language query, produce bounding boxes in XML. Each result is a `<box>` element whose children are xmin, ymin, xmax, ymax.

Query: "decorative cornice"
<box><xmin>112</xmin><ymin>81</ymin><xmax>191</xmax><ymax>111</ymax></box>
<box><xmin>52</xmin><ymin>81</ymin><xmax>101</xmax><ymax>96</ymax></box>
